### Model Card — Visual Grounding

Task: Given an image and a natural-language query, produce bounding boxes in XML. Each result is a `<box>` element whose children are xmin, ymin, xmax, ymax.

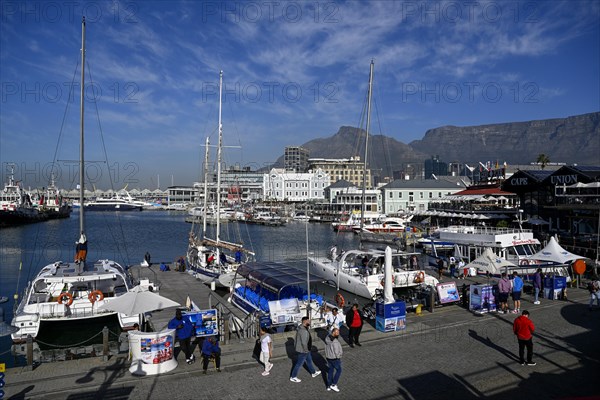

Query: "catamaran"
<box><xmin>11</xmin><ymin>18</ymin><xmax>149</xmax><ymax>343</ymax></box>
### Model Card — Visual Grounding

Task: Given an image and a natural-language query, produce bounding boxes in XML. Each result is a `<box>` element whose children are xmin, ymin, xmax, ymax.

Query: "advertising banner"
<box><xmin>268</xmin><ymin>298</ymin><xmax>302</xmax><ymax>325</ymax></box>
<box><xmin>129</xmin><ymin>329</ymin><xmax>178</xmax><ymax>376</ymax></box>
<box><xmin>375</xmin><ymin>315</ymin><xmax>406</xmax><ymax>332</ymax></box>
<box><xmin>437</xmin><ymin>282</ymin><xmax>460</xmax><ymax>304</ymax></box>
<box><xmin>184</xmin><ymin>309</ymin><xmax>219</xmax><ymax>337</ymax></box>
<box><xmin>375</xmin><ymin>301</ymin><xmax>407</xmax><ymax>333</ymax></box>
<box><xmin>469</xmin><ymin>285</ymin><xmax>496</xmax><ymax>313</ymax></box>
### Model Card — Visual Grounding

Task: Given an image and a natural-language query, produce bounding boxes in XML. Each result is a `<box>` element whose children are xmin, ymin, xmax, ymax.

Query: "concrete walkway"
<box><xmin>3</xmin><ymin>285</ymin><xmax>599</xmax><ymax>400</ymax></box>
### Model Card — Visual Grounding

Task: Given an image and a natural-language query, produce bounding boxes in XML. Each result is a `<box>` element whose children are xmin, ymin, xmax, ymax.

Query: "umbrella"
<box><xmin>97</xmin><ymin>286</ymin><xmax>180</xmax><ymax>316</ymax></box>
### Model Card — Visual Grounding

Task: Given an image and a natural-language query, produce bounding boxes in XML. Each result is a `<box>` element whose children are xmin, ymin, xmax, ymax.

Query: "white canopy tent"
<box><xmin>464</xmin><ymin>248</ymin><xmax>517</xmax><ymax>275</ymax></box>
<box><xmin>529</xmin><ymin>236</ymin><xmax>587</xmax><ymax>264</ymax></box>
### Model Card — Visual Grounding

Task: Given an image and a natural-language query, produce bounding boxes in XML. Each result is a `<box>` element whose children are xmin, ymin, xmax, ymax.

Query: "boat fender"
<box><xmin>88</xmin><ymin>290</ymin><xmax>104</xmax><ymax>303</ymax></box>
<box><xmin>58</xmin><ymin>292</ymin><xmax>74</xmax><ymax>306</ymax></box>
<box><xmin>335</xmin><ymin>293</ymin><xmax>345</xmax><ymax>308</ymax></box>
<box><xmin>414</xmin><ymin>271</ymin><xmax>425</xmax><ymax>283</ymax></box>
<box><xmin>520</xmin><ymin>259</ymin><xmax>530</xmax><ymax>266</ymax></box>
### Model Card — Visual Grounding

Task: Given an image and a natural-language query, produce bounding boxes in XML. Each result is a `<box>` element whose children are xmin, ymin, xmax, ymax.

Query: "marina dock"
<box><xmin>2</xmin><ymin>269</ymin><xmax>599</xmax><ymax>400</ymax></box>
<box><xmin>130</xmin><ymin>264</ymin><xmax>247</xmax><ymax>334</ymax></box>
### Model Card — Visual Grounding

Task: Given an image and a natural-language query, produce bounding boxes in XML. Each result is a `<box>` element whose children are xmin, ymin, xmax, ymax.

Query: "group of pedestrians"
<box><xmin>254</xmin><ymin>304</ymin><xmax>364</xmax><ymax>393</ymax></box>
<box><xmin>168</xmin><ymin>309</ymin><xmax>221</xmax><ymax>373</ymax></box>
<box><xmin>497</xmin><ymin>270</ymin><xmax>541</xmax><ymax>313</ymax></box>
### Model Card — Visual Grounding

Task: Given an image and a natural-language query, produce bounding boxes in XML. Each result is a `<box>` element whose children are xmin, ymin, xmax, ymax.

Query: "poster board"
<box><xmin>436</xmin><ymin>282</ymin><xmax>460</xmax><ymax>304</ymax></box>
<box><xmin>129</xmin><ymin>329</ymin><xmax>178</xmax><ymax>376</ymax></box>
<box><xmin>469</xmin><ymin>284</ymin><xmax>496</xmax><ymax>313</ymax></box>
<box><xmin>268</xmin><ymin>298</ymin><xmax>302</xmax><ymax>325</ymax></box>
<box><xmin>375</xmin><ymin>301</ymin><xmax>407</xmax><ymax>333</ymax></box>
<box><xmin>184</xmin><ymin>309</ymin><xmax>219</xmax><ymax>337</ymax></box>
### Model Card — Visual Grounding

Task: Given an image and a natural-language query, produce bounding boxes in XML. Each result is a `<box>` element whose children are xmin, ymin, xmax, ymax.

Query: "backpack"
<box><xmin>588</xmin><ymin>281</ymin><xmax>599</xmax><ymax>293</ymax></box>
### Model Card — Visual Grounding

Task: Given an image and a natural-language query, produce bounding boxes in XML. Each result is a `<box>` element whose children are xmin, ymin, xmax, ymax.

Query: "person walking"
<box><xmin>201</xmin><ymin>336</ymin><xmax>221</xmax><ymax>373</ymax></box>
<box><xmin>345</xmin><ymin>303</ymin><xmax>364</xmax><ymax>348</ymax></box>
<box><xmin>144</xmin><ymin>251</ymin><xmax>151</xmax><ymax>267</ymax></box>
<box><xmin>511</xmin><ymin>271</ymin><xmax>524</xmax><ymax>313</ymax></box>
<box><xmin>588</xmin><ymin>276</ymin><xmax>600</xmax><ymax>310</ymax></box>
<box><xmin>513</xmin><ymin>310</ymin><xmax>536</xmax><ymax>366</ymax></box>
<box><xmin>497</xmin><ymin>272</ymin><xmax>512</xmax><ymax>314</ymax></box>
<box><xmin>325</xmin><ymin>327</ymin><xmax>343</xmax><ymax>392</ymax></box>
<box><xmin>259</xmin><ymin>326</ymin><xmax>273</xmax><ymax>376</ymax></box>
<box><xmin>326</xmin><ymin>307</ymin><xmax>343</xmax><ymax>333</ymax></box>
<box><xmin>533</xmin><ymin>268</ymin><xmax>543</xmax><ymax>304</ymax></box>
<box><xmin>290</xmin><ymin>317</ymin><xmax>321</xmax><ymax>383</ymax></box>
<box><xmin>167</xmin><ymin>309</ymin><xmax>195</xmax><ymax>364</ymax></box>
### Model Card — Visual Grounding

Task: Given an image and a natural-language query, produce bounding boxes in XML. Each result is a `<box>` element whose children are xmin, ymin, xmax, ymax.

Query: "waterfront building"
<box><xmin>380</xmin><ymin>177</ymin><xmax>466</xmax><ymax>214</ymax></box>
<box><xmin>166</xmin><ymin>186</ymin><xmax>197</xmax><ymax>206</ymax></box>
<box><xmin>263</xmin><ymin>168</ymin><xmax>330</xmax><ymax>202</ymax></box>
<box><xmin>502</xmin><ymin>165</ymin><xmax>600</xmax><ymax>247</ymax></box>
<box><xmin>284</xmin><ymin>146</ymin><xmax>309</xmax><ymax>172</ymax></box>
<box><xmin>206</xmin><ymin>165</ymin><xmax>265</xmax><ymax>203</ymax></box>
<box><xmin>308</xmin><ymin>156</ymin><xmax>372</xmax><ymax>189</ymax></box>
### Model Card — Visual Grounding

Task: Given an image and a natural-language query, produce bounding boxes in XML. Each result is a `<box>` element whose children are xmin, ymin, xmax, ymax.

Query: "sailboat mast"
<box><xmin>79</xmin><ymin>16</ymin><xmax>86</xmax><ymax>234</ymax></box>
<box><xmin>360</xmin><ymin>60</ymin><xmax>374</xmax><ymax>231</ymax></box>
<box><xmin>216</xmin><ymin>70</ymin><xmax>223</xmax><ymax>245</ymax></box>
<box><xmin>202</xmin><ymin>137</ymin><xmax>210</xmax><ymax>238</ymax></box>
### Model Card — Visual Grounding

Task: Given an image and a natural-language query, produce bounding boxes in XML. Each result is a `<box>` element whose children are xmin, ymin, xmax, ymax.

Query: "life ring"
<box><xmin>88</xmin><ymin>290</ymin><xmax>104</xmax><ymax>303</ymax></box>
<box><xmin>335</xmin><ymin>293</ymin><xmax>345</xmax><ymax>308</ymax></box>
<box><xmin>380</xmin><ymin>276</ymin><xmax>396</xmax><ymax>287</ymax></box>
<box><xmin>58</xmin><ymin>292</ymin><xmax>73</xmax><ymax>306</ymax></box>
<box><xmin>414</xmin><ymin>271</ymin><xmax>425</xmax><ymax>283</ymax></box>
<box><xmin>520</xmin><ymin>259</ymin><xmax>530</xmax><ymax>266</ymax></box>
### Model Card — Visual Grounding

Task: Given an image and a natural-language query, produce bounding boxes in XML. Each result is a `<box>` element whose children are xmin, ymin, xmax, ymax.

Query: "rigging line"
<box><xmin>51</xmin><ymin>53</ymin><xmax>81</xmax><ymax>189</ymax></box>
<box><xmin>86</xmin><ymin>61</ymin><xmax>132</xmax><ymax>265</ymax></box>
<box><xmin>226</xmin><ymin>93</ymin><xmax>245</xmax><ymax>166</ymax></box>
<box><xmin>373</xmin><ymin>96</ymin><xmax>393</xmax><ymax>180</ymax></box>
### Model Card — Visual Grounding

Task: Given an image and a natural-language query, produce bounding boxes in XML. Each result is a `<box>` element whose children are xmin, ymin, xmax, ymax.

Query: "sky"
<box><xmin>1</xmin><ymin>0</ymin><xmax>599</xmax><ymax>189</ymax></box>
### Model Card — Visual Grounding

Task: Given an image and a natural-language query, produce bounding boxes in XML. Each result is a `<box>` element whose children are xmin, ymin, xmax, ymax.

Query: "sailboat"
<box><xmin>308</xmin><ymin>61</ymin><xmax>439</xmax><ymax>299</ymax></box>
<box><xmin>186</xmin><ymin>71</ymin><xmax>255</xmax><ymax>287</ymax></box>
<box><xmin>10</xmin><ymin>18</ymin><xmax>145</xmax><ymax>343</ymax></box>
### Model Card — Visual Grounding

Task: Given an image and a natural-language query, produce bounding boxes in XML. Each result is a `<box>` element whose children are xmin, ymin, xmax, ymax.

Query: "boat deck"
<box><xmin>129</xmin><ymin>264</ymin><xmax>246</xmax><ymax>331</ymax></box>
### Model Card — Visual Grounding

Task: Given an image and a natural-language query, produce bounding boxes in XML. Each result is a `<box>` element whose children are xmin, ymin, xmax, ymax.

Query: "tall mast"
<box><xmin>216</xmin><ymin>70</ymin><xmax>223</xmax><ymax>245</ymax></box>
<box><xmin>79</xmin><ymin>16</ymin><xmax>86</xmax><ymax>235</ymax></box>
<box><xmin>360</xmin><ymin>60</ymin><xmax>374</xmax><ymax>231</ymax></box>
<box><xmin>202</xmin><ymin>137</ymin><xmax>210</xmax><ymax>238</ymax></box>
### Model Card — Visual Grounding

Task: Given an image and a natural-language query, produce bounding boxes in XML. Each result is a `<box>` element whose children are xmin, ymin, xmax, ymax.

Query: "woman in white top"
<box><xmin>259</xmin><ymin>326</ymin><xmax>273</xmax><ymax>376</ymax></box>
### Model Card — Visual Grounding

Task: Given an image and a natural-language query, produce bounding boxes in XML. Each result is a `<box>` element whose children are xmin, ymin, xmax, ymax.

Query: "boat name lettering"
<box><xmin>550</xmin><ymin>175</ymin><xmax>578</xmax><ymax>185</ymax></box>
<box><xmin>510</xmin><ymin>177</ymin><xmax>528</xmax><ymax>186</ymax></box>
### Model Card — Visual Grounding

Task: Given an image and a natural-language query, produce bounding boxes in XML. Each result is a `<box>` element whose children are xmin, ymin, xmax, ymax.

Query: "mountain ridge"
<box><xmin>271</xmin><ymin>111</ymin><xmax>600</xmax><ymax>175</ymax></box>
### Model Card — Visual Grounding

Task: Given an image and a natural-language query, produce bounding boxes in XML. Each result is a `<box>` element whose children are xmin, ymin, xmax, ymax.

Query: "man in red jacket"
<box><xmin>513</xmin><ymin>310</ymin><xmax>536</xmax><ymax>366</ymax></box>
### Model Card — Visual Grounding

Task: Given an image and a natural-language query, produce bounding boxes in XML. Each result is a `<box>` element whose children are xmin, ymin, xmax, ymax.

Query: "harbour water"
<box><xmin>0</xmin><ymin>212</ymin><xmax>359</xmax><ymax>366</ymax></box>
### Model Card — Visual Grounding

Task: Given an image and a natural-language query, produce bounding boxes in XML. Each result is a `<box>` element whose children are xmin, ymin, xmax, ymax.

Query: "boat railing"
<box><xmin>441</xmin><ymin>225</ymin><xmax>533</xmax><ymax>235</ymax></box>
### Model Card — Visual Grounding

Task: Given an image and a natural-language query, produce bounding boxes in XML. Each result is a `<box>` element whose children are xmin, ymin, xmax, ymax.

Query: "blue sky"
<box><xmin>1</xmin><ymin>0</ymin><xmax>599</xmax><ymax>189</ymax></box>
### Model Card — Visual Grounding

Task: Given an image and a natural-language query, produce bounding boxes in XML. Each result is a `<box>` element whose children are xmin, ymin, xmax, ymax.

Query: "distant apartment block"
<box><xmin>263</xmin><ymin>168</ymin><xmax>330</xmax><ymax>202</ymax></box>
<box><xmin>205</xmin><ymin>165</ymin><xmax>264</xmax><ymax>203</ymax></box>
<box><xmin>284</xmin><ymin>146</ymin><xmax>309</xmax><ymax>172</ymax></box>
<box><xmin>308</xmin><ymin>156</ymin><xmax>372</xmax><ymax>189</ymax></box>
<box><xmin>424</xmin><ymin>155</ymin><xmax>448</xmax><ymax>179</ymax></box>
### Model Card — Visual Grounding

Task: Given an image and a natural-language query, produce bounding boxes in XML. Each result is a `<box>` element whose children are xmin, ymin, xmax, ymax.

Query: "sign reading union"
<box><xmin>550</xmin><ymin>174</ymin><xmax>578</xmax><ymax>185</ymax></box>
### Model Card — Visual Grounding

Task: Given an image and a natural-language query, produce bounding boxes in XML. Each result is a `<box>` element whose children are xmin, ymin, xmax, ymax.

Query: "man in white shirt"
<box><xmin>326</xmin><ymin>308</ymin><xmax>343</xmax><ymax>332</ymax></box>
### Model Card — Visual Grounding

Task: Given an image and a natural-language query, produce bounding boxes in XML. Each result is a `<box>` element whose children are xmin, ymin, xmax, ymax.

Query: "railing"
<box><xmin>207</xmin><ymin>292</ymin><xmax>259</xmax><ymax>343</ymax></box>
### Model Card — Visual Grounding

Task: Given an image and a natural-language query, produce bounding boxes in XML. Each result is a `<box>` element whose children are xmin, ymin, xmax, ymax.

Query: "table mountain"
<box><xmin>272</xmin><ymin>112</ymin><xmax>600</xmax><ymax>175</ymax></box>
<box><xmin>409</xmin><ymin>112</ymin><xmax>600</xmax><ymax>165</ymax></box>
